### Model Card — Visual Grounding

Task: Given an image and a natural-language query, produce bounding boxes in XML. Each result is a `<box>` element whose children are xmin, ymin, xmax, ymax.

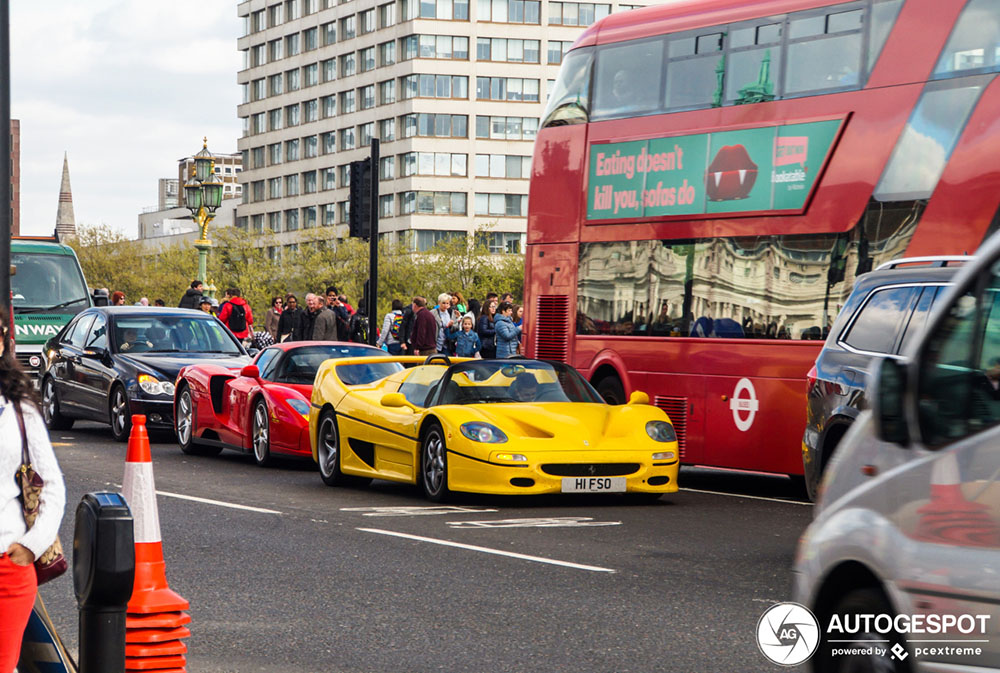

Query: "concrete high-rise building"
<box><xmin>158</xmin><ymin>178</ymin><xmax>180</xmax><ymax>210</ymax></box>
<box><xmin>10</xmin><ymin>120</ymin><xmax>19</xmax><ymax>236</ymax></box>
<box><xmin>177</xmin><ymin>151</ymin><xmax>243</xmax><ymax>202</ymax></box>
<box><xmin>236</xmin><ymin>0</ymin><xmax>647</xmax><ymax>253</ymax></box>
<box><xmin>55</xmin><ymin>152</ymin><xmax>76</xmax><ymax>239</ymax></box>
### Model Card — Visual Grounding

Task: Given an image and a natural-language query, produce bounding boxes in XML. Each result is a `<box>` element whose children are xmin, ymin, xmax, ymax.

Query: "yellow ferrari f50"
<box><xmin>308</xmin><ymin>355</ymin><xmax>680</xmax><ymax>502</ymax></box>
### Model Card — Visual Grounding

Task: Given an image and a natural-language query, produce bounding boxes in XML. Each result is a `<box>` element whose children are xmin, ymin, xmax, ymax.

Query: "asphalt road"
<box><xmin>37</xmin><ymin>421</ymin><xmax>813</xmax><ymax>673</ymax></box>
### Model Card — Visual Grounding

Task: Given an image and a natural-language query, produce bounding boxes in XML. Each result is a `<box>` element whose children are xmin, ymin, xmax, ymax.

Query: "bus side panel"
<box><xmin>907</xmin><ymin>76</ymin><xmax>1000</xmax><ymax>256</ymax></box>
<box><xmin>527</xmin><ymin>125</ymin><xmax>588</xmax><ymax>245</ymax></box>
<box><xmin>524</xmin><ymin>243</ymin><xmax>578</xmax><ymax>362</ymax></box>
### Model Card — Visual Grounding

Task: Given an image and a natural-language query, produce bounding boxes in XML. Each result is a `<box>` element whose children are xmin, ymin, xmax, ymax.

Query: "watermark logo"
<box><xmin>756</xmin><ymin>602</ymin><xmax>820</xmax><ymax>666</ymax></box>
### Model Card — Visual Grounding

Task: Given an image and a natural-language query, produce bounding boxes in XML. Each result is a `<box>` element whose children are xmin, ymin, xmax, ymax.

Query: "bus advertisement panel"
<box><xmin>525</xmin><ymin>0</ymin><xmax>1000</xmax><ymax>482</ymax></box>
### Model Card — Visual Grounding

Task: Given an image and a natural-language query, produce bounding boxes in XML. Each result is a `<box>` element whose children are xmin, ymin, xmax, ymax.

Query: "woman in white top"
<box><xmin>0</xmin><ymin>310</ymin><xmax>65</xmax><ymax>672</ymax></box>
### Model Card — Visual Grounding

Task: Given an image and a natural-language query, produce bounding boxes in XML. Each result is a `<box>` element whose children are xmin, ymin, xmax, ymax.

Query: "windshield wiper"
<box><xmin>146</xmin><ymin>349</ymin><xmax>184</xmax><ymax>353</ymax></box>
<box><xmin>43</xmin><ymin>297</ymin><xmax>90</xmax><ymax>311</ymax></box>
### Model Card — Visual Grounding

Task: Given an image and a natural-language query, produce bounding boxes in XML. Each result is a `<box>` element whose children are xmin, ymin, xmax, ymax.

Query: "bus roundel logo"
<box><xmin>730</xmin><ymin>378</ymin><xmax>759</xmax><ymax>432</ymax></box>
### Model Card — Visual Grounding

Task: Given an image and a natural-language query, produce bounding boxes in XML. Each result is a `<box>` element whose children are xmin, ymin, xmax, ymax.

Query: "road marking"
<box><xmin>680</xmin><ymin>487</ymin><xmax>812</xmax><ymax>506</ymax></box>
<box><xmin>359</xmin><ymin>527</ymin><xmax>616</xmax><ymax>573</ymax></box>
<box><xmin>156</xmin><ymin>490</ymin><xmax>283</xmax><ymax>515</ymax></box>
<box><xmin>51</xmin><ymin>442</ymin><xmax>72</xmax><ymax>447</ymax></box>
<box><xmin>341</xmin><ymin>505</ymin><xmax>498</xmax><ymax>517</ymax></box>
<box><xmin>447</xmin><ymin>517</ymin><xmax>621</xmax><ymax>529</ymax></box>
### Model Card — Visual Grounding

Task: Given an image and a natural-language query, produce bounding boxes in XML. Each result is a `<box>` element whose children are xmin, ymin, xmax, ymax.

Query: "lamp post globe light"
<box><xmin>184</xmin><ymin>138</ymin><xmax>224</xmax><ymax>293</ymax></box>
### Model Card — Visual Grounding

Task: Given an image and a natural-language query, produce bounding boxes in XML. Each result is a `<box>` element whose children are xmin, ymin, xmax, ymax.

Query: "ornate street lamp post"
<box><xmin>184</xmin><ymin>138</ymin><xmax>224</xmax><ymax>293</ymax></box>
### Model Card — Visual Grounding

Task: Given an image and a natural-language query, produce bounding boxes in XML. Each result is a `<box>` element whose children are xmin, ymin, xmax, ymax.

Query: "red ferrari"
<box><xmin>173</xmin><ymin>341</ymin><xmax>384</xmax><ymax>466</ymax></box>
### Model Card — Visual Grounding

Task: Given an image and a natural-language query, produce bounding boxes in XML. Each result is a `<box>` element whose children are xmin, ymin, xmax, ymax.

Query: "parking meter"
<box><xmin>74</xmin><ymin>492</ymin><xmax>135</xmax><ymax>673</ymax></box>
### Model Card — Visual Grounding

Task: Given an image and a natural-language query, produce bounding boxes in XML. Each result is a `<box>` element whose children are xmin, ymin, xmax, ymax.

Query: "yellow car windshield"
<box><xmin>435</xmin><ymin>360</ymin><xmax>603</xmax><ymax>405</ymax></box>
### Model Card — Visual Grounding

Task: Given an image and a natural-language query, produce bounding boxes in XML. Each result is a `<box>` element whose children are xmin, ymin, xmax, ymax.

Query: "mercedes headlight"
<box><xmin>460</xmin><ymin>422</ymin><xmax>508</xmax><ymax>443</ymax></box>
<box><xmin>138</xmin><ymin>374</ymin><xmax>174</xmax><ymax>397</ymax></box>
<box><xmin>646</xmin><ymin>420</ymin><xmax>676</xmax><ymax>443</ymax></box>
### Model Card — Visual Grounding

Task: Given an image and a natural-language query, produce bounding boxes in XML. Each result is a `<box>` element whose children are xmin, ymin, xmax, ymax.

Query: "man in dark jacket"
<box><xmin>178</xmin><ymin>280</ymin><xmax>204</xmax><ymax>310</ymax></box>
<box><xmin>277</xmin><ymin>293</ymin><xmax>302</xmax><ymax>342</ymax></box>
<box><xmin>398</xmin><ymin>304</ymin><xmax>415</xmax><ymax>352</ymax></box>
<box><xmin>303</xmin><ymin>293</ymin><xmax>338</xmax><ymax>341</ymax></box>
<box><xmin>410</xmin><ymin>296</ymin><xmax>438</xmax><ymax>356</ymax></box>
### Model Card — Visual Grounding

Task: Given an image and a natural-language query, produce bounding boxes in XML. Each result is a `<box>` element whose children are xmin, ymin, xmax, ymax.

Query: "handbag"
<box><xmin>14</xmin><ymin>401</ymin><xmax>68</xmax><ymax>584</ymax></box>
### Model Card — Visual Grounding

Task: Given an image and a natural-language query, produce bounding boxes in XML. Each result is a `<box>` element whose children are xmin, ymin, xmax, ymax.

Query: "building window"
<box><xmin>269</xmin><ymin>108</ymin><xmax>283</xmax><ymax>131</ymax></box>
<box><xmin>400</xmin><ymin>74</ymin><xmax>468</xmax><ymax>99</ymax></box>
<box><xmin>286</xmin><ymin>33</ymin><xmax>301</xmax><ymax>57</ymax></box>
<box><xmin>379</xmin><ymin>194</ymin><xmax>394</xmax><ymax>218</ymax></box>
<box><xmin>478</xmin><ymin>0</ymin><xmax>540</xmax><ymax>23</ymax></box>
<box><xmin>285</xmin><ymin>208</ymin><xmax>299</xmax><ymax>231</ymax></box>
<box><xmin>547</xmin><ymin>40</ymin><xmax>572</xmax><ymax>64</ymax></box>
<box><xmin>303</xmin><ymin>171</ymin><xmax>318</xmax><ymax>194</ymax></box>
<box><xmin>340</xmin><ymin>89</ymin><xmax>356</xmax><ymax>113</ymax></box>
<box><xmin>251</xmin><ymin>9</ymin><xmax>266</xmax><ymax>32</ymax></box>
<box><xmin>269</xmin><ymin>38</ymin><xmax>284</xmax><ymax>62</ymax></box>
<box><xmin>401</xmin><ymin>152</ymin><xmax>468</xmax><ymax>176</ymax></box>
<box><xmin>474</xmin><ymin>115</ymin><xmax>539</xmax><ymax>140</ymax></box>
<box><xmin>304</xmin><ymin>0</ymin><xmax>319</xmax><ymax>14</ymax></box>
<box><xmin>286</xmin><ymin>174</ymin><xmax>300</xmax><ymax>196</ymax></box>
<box><xmin>304</xmin><ymin>27</ymin><xmax>319</xmax><ymax>51</ymax></box>
<box><xmin>269</xmin><ymin>73</ymin><xmax>283</xmax><ymax>96</ymax></box>
<box><xmin>379</xmin><ymin>40</ymin><xmax>396</xmax><ymax>66</ymax></box>
<box><xmin>477</xmin><ymin>231</ymin><xmax>524</xmax><ymax>254</ymax></box>
<box><xmin>339</xmin><ymin>164</ymin><xmax>351</xmax><ymax>187</ymax></box>
<box><xmin>322</xmin><ymin>58</ymin><xmax>336</xmax><ymax>82</ymax></box>
<box><xmin>322</xmin><ymin>21</ymin><xmax>336</xmax><ymax>46</ymax></box>
<box><xmin>476</xmin><ymin>76</ymin><xmax>539</xmax><ymax>101</ymax></box>
<box><xmin>400</xmin><ymin>192</ymin><xmax>468</xmax><ymax>215</ymax></box>
<box><xmin>360</xmin><ymin>84</ymin><xmax>376</xmax><ymax>109</ymax></box>
<box><xmin>380</xmin><ymin>155</ymin><xmax>395</xmax><ymax>180</ymax></box>
<box><xmin>360</xmin><ymin>8</ymin><xmax>376</xmax><ymax>34</ymax></box>
<box><xmin>379</xmin><ymin>79</ymin><xmax>396</xmax><ymax>104</ymax></box>
<box><xmin>303</xmin><ymin>63</ymin><xmax>319</xmax><ymax>87</ymax></box>
<box><xmin>322</xmin><ymin>131</ymin><xmax>336</xmax><ymax>154</ymax></box>
<box><xmin>340</xmin><ymin>52</ymin><xmax>356</xmax><ymax>77</ymax></box>
<box><xmin>303</xmin><ymin>99</ymin><xmax>318</xmax><ymax>123</ymax></box>
<box><xmin>477</xmin><ymin>38</ymin><xmax>539</xmax><ymax>62</ymax></box>
<box><xmin>252</xmin><ymin>112</ymin><xmax>266</xmax><ymax>134</ymax></box>
<box><xmin>401</xmin><ymin>0</ymin><xmax>469</xmax><ymax>20</ymax></box>
<box><xmin>341</xmin><ymin>15</ymin><xmax>356</xmax><ymax>39</ymax></box>
<box><xmin>251</xmin><ymin>213</ymin><xmax>265</xmax><ymax>233</ymax></box>
<box><xmin>324</xmin><ymin>203</ymin><xmax>337</xmax><ymax>225</ymax></box>
<box><xmin>304</xmin><ymin>135</ymin><xmax>318</xmax><ymax>158</ymax></box>
<box><xmin>323</xmin><ymin>94</ymin><xmax>336</xmax><ymax>117</ymax></box>
<box><xmin>474</xmin><ymin>192</ymin><xmax>528</xmax><ymax>216</ymax></box>
<box><xmin>286</xmin><ymin>68</ymin><xmax>300</xmax><ymax>91</ymax></box>
<box><xmin>285</xmin><ymin>103</ymin><xmax>301</xmax><ymax>126</ymax></box>
<box><xmin>252</xmin><ymin>44</ymin><xmax>266</xmax><ymax>67</ymax></box>
<box><xmin>548</xmin><ymin>2</ymin><xmax>609</xmax><ymax>25</ymax></box>
<box><xmin>323</xmin><ymin>168</ymin><xmax>337</xmax><ymax>190</ymax></box>
<box><xmin>380</xmin><ymin>118</ymin><xmax>395</xmax><ymax>142</ymax></box>
<box><xmin>252</xmin><ymin>181</ymin><xmax>265</xmax><ymax>202</ymax></box>
<box><xmin>408</xmin><ymin>230</ymin><xmax>466</xmax><ymax>252</ymax></box>
<box><xmin>400</xmin><ymin>113</ymin><xmax>467</xmax><ymax>138</ymax></box>
<box><xmin>285</xmin><ymin>0</ymin><xmax>300</xmax><ymax>21</ymax></box>
<box><xmin>285</xmin><ymin>138</ymin><xmax>300</xmax><ymax>161</ymax></box>
<box><xmin>303</xmin><ymin>205</ymin><xmax>317</xmax><ymax>228</ymax></box>
<box><xmin>359</xmin><ymin>122</ymin><xmax>374</xmax><ymax>146</ymax></box>
<box><xmin>340</xmin><ymin>127</ymin><xmax>356</xmax><ymax>150</ymax></box>
<box><xmin>252</xmin><ymin>78</ymin><xmax>266</xmax><ymax>101</ymax></box>
<box><xmin>252</xmin><ymin>146</ymin><xmax>266</xmax><ymax>169</ymax></box>
<box><xmin>268</xmin><ymin>211</ymin><xmax>282</xmax><ymax>232</ymax></box>
<box><xmin>360</xmin><ymin>46</ymin><xmax>376</xmax><ymax>72</ymax></box>
<box><xmin>474</xmin><ymin>154</ymin><xmax>531</xmax><ymax>178</ymax></box>
<box><xmin>269</xmin><ymin>143</ymin><xmax>283</xmax><ymax>165</ymax></box>
<box><xmin>402</xmin><ymin>35</ymin><xmax>470</xmax><ymax>60</ymax></box>
<box><xmin>379</xmin><ymin>2</ymin><xmax>396</xmax><ymax>28</ymax></box>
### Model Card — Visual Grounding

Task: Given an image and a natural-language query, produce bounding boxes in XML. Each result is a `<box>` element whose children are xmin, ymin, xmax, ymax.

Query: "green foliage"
<box><xmin>71</xmin><ymin>224</ymin><xmax>525</xmax><ymax>319</ymax></box>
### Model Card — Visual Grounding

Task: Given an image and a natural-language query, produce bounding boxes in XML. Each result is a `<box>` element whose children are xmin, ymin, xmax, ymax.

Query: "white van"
<box><xmin>793</xmin><ymin>234</ymin><xmax>1000</xmax><ymax>672</ymax></box>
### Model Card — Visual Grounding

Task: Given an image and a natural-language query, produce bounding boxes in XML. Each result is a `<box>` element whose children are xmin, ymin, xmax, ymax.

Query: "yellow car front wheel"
<box><xmin>420</xmin><ymin>423</ymin><xmax>450</xmax><ymax>503</ymax></box>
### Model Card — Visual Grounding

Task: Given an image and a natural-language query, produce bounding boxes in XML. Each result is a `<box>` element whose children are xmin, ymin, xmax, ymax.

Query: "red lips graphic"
<box><xmin>706</xmin><ymin>144</ymin><xmax>758</xmax><ymax>201</ymax></box>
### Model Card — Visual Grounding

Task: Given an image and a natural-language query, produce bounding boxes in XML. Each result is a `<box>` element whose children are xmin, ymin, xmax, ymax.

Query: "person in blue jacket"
<box><xmin>494</xmin><ymin>301</ymin><xmax>522</xmax><ymax>359</ymax></box>
<box><xmin>455</xmin><ymin>315</ymin><xmax>481</xmax><ymax>357</ymax></box>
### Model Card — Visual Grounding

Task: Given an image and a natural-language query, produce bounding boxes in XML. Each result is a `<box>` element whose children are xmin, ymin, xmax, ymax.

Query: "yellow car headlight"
<box><xmin>461</xmin><ymin>422</ymin><xmax>508</xmax><ymax>443</ymax></box>
<box><xmin>646</xmin><ymin>420</ymin><xmax>677</xmax><ymax>443</ymax></box>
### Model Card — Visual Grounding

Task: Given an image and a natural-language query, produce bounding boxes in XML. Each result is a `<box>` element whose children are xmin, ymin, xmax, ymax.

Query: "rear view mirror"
<box><xmin>872</xmin><ymin>357</ymin><xmax>909</xmax><ymax>446</ymax></box>
<box><xmin>628</xmin><ymin>390</ymin><xmax>650</xmax><ymax>405</ymax></box>
<box><xmin>381</xmin><ymin>393</ymin><xmax>413</xmax><ymax>410</ymax></box>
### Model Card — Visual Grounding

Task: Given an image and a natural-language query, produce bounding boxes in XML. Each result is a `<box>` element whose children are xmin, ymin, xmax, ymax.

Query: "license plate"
<box><xmin>561</xmin><ymin>477</ymin><xmax>626</xmax><ymax>493</ymax></box>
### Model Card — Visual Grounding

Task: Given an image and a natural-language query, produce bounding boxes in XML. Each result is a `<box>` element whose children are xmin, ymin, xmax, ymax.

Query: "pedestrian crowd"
<box><xmin>103</xmin><ymin>280</ymin><xmax>525</xmax><ymax>358</ymax></box>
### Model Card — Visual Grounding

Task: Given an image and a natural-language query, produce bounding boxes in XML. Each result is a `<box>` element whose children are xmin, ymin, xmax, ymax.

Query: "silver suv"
<box><xmin>794</xmin><ymin>235</ymin><xmax>1000</xmax><ymax>672</ymax></box>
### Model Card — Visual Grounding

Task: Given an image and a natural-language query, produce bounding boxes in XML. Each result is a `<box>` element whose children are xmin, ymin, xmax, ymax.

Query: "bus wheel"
<box><xmin>596</xmin><ymin>376</ymin><xmax>625</xmax><ymax>405</ymax></box>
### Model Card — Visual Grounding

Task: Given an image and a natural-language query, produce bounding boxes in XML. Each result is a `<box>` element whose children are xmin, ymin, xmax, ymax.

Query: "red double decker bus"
<box><xmin>523</xmin><ymin>0</ymin><xmax>1000</xmax><ymax>481</ymax></box>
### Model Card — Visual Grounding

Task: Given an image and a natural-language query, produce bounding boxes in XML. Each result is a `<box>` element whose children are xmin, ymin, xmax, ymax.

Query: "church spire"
<box><xmin>56</xmin><ymin>152</ymin><xmax>76</xmax><ymax>238</ymax></box>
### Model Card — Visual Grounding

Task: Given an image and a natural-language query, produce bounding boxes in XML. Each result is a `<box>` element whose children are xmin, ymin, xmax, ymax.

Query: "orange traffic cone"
<box><xmin>122</xmin><ymin>414</ymin><xmax>191</xmax><ymax>673</ymax></box>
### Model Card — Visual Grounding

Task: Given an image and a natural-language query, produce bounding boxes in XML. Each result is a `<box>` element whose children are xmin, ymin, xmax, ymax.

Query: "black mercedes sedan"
<box><xmin>40</xmin><ymin>307</ymin><xmax>251</xmax><ymax>441</ymax></box>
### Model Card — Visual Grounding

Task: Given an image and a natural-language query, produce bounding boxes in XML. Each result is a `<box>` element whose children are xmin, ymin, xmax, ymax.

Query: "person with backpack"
<box><xmin>377</xmin><ymin>299</ymin><xmax>405</xmax><ymax>354</ymax></box>
<box><xmin>217</xmin><ymin>288</ymin><xmax>254</xmax><ymax>344</ymax></box>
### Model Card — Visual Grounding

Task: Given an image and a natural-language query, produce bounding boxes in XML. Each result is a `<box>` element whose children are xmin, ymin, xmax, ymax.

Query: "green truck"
<box><xmin>11</xmin><ymin>235</ymin><xmax>98</xmax><ymax>381</ymax></box>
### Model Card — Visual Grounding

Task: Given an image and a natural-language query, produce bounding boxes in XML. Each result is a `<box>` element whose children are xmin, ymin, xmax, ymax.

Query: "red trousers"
<box><xmin>0</xmin><ymin>554</ymin><xmax>36</xmax><ymax>673</ymax></box>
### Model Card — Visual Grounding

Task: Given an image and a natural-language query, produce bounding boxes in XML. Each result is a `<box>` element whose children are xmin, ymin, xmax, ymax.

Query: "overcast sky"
<box><xmin>12</xmin><ymin>1</ymin><xmax>242</xmax><ymax>239</ymax></box>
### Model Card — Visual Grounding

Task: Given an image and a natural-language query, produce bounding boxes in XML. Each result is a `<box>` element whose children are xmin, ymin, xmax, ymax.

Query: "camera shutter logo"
<box><xmin>757</xmin><ymin>602</ymin><xmax>820</xmax><ymax>666</ymax></box>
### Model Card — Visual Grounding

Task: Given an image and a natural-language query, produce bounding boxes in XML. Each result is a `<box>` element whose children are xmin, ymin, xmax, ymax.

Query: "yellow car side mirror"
<box><xmin>381</xmin><ymin>392</ymin><xmax>414</xmax><ymax>411</ymax></box>
<box><xmin>628</xmin><ymin>390</ymin><xmax>650</xmax><ymax>405</ymax></box>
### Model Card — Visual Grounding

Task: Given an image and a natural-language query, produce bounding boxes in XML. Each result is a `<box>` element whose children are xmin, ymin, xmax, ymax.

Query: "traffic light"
<box><xmin>348</xmin><ymin>158</ymin><xmax>372</xmax><ymax>238</ymax></box>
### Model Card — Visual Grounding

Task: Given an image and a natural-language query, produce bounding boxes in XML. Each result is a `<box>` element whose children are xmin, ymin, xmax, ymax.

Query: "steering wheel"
<box><xmin>423</xmin><ymin>354</ymin><xmax>451</xmax><ymax>366</ymax></box>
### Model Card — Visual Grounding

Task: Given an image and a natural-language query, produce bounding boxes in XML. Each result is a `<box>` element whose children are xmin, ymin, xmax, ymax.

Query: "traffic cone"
<box><xmin>914</xmin><ymin>452</ymin><xmax>1000</xmax><ymax>546</ymax></box>
<box><xmin>122</xmin><ymin>414</ymin><xmax>191</xmax><ymax>673</ymax></box>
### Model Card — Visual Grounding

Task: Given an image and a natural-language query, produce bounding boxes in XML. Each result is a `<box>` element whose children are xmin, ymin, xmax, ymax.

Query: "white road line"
<box><xmin>358</xmin><ymin>527</ymin><xmax>616</xmax><ymax>573</ymax></box>
<box><xmin>156</xmin><ymin>490</ymin><xmax>283</xmax><ymax>515</ymax></box>
<box><xmin>680</xmin><ymin>487</ymin><xmax>813</xmax><ymax>506</ymax></box>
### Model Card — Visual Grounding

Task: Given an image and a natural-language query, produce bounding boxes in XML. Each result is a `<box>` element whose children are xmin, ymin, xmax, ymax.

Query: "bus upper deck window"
<box><xmin>541</xmin><ymin>46</ymin><xmax>593</xmax><ymax>128</ymax></box>
<box><xmin>591</xmin><ymin>38</ymin><xmax>664</xmax><ymax>120</ymax></box>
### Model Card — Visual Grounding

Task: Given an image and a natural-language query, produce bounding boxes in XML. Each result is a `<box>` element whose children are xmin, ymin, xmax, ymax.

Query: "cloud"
<box><xmin>10</xmin><ymin>1</ymin><xmax>241</xmax><ymax>237</ymax></box>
